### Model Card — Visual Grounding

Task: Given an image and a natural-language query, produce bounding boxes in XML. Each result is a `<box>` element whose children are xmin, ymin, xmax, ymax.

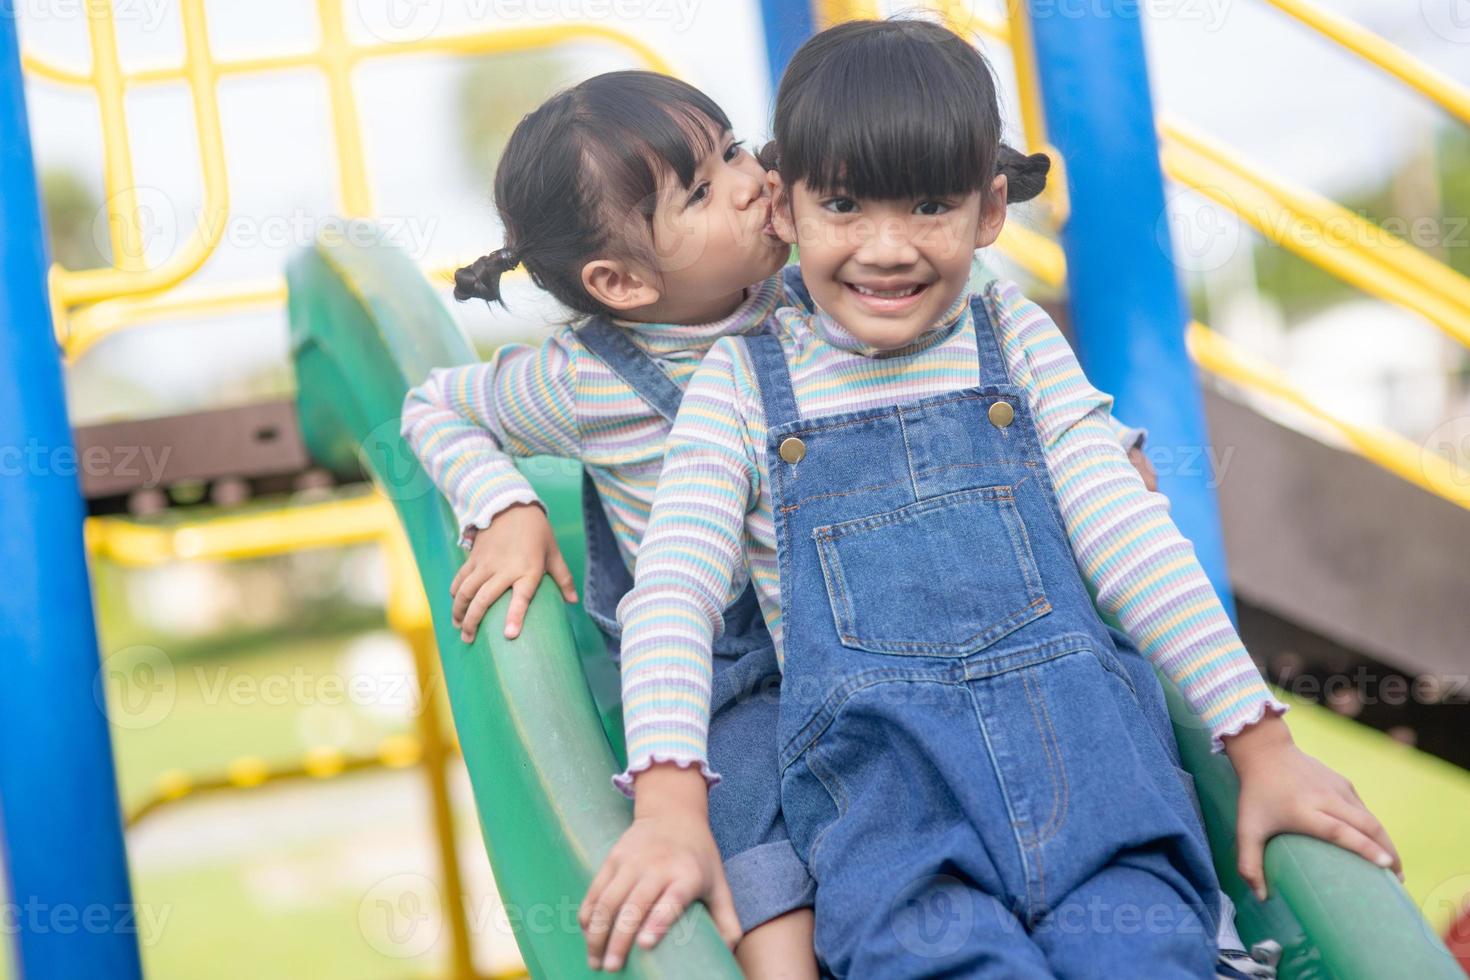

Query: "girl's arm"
<box><xmin>581</xmin><ymin>339</ymin><xmax>759</xmax><ymax>969</ymax></box>
<box><xmin>400</xmin><ymin>332</ymin><xmax>582</xmax><ymax>545</ymax></box>
<box><xmin>400</xmin><ymin>332</ymin><xmax>582</xmax><ymax>639</ymax></box>
<box><xmin>992</xmin><ymin>279</ymin><xmax>1399</xmax><ymax>897</ymax></box>
<box><xmin>991</xmin><ymin>279</ymin><xmax>1284</xmax><ymax>744</ymax></box>
<box><xmin>612</xmin><ymin>337</ymin><xmax>759</xmax><ymax>792</ymax></box>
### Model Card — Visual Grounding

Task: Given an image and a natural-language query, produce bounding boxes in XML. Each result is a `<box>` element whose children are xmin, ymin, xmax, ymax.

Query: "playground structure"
<box><xmin>2</xmin><ymin>1</ymin><xmax>1469</xmax><ymax>977</ymax></box>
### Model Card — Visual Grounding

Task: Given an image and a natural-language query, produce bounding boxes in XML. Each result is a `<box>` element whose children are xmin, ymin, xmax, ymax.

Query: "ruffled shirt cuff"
<box><xmin>1208</xmin><ymin>694</ymin><xmax>1291</xmax><ymax>753</ymax></box>
<box><xmin>455</xmin><ymin>492</ymin><xmax>546</xmax><ymax>550</ymax></box>
<box><xmin>612</xmin><ymin>755</ymin><xmax>722</xmax><ymax>800</ymax></box>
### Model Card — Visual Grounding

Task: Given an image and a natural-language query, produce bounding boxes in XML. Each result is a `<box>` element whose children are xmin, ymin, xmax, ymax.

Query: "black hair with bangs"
<box><xmin>455</xmin><ymin>70</ymin><xmax>731</xmax><ymax>316</ymax></box>
<box><xmin>768</xmin><ymin>19</ymin><xmax>1049</xmax><ymax>206</ymax></box>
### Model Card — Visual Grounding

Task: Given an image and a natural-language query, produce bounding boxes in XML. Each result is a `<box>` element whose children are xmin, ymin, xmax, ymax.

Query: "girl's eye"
<box><xmin>915</xmin><ymin>200</ymin><xmax>952</xmax><ymax>216</ymax></box>
<box><xmin>822</xmin><ymin>197</ymin><xmax>858</xmax><ymax>214</ymax></box>
<box><xmin>687</xmin><ymin>182</ymin><xmax>710</xmax><ymax>207</ymax></box>
<box><xmin>723</xmin><ymin>140</ymin><xmax>746</xmax><ymax>163</ymax></box>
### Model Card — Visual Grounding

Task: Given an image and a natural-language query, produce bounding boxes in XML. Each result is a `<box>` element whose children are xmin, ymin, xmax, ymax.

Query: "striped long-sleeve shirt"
<box><xmin>614</xmin><ymin>277</ymin><xmax>1286</xmax><ymax>795</ymax></box>
<box><xmin>400</xmin><ymin>275</ymin><xmax>785</xmax><ymax>558</ymax></box>
<box><xmin>401</xmin><ymin>260</ymin><xmax>1144</xmax><ymax>566</ymax></box>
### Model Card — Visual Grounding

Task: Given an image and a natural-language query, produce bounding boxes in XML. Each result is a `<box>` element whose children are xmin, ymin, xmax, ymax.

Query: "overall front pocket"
<box><xmin>813</xmin><ymin>485</ymin><xmax>1051</xmax><ymax>657</ymax></box>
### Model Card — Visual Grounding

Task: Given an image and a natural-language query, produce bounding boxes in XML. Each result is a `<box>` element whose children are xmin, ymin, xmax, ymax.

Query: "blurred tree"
<box><xmin>1248</xmin><ymin>126</ymin><xmax>1470</xmax><ymax>322</ymax></box>
<box><xmin>42</xmin><ymin>167</ymin><xmax>110</xmax><ymax>271</ymax></box>
<box><xmin>457</xmin><ymin>50</ymin><xmax>577</xmax><ymax>188</ymax></box>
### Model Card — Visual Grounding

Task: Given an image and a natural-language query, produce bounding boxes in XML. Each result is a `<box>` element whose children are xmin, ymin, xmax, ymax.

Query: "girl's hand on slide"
<box><xmin>579</xmin><ymin>765</ymin><xmax>742</xmax><ymax>972</ymax></box>
<box><xmin>1224</xmin><ymin>714</ymin><xmax>1402</xmax><ymax>901</ymax></box>
<box><xmin>450</xmin><ymin>501</ymin><xmax>578</xmax><ymax>642</ymax></box>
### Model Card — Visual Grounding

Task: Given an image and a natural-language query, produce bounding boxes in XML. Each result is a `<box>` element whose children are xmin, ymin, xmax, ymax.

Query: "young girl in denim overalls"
<box><xmin>405</xmin><ymin>67</ymin><xmax>1160</xmax><ymax>978</ymax></box>
<box><xmin>584</xmin><ymin>20</ymin><xmax>1401</xmax><ymax>978</ymax></box>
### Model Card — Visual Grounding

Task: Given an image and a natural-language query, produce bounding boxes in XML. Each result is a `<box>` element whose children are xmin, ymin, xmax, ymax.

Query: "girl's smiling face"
<box><xmin>771</xmin><ymin>172</ymin><xmax>1008</xmax><ymax>349</ymax></box>
<box><xmin>583</xmin><ymin>117</ymin><xmax>789</xmax><ymax>325</ymax></box>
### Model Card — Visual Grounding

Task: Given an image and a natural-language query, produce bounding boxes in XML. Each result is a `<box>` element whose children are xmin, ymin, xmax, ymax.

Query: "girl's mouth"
<box><xmin>844</xmin><ymin>280</ymin><xmax>929</xmax><ymax>313</ymax></box>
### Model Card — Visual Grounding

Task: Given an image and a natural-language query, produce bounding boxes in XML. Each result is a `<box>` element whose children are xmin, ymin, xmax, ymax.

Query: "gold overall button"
<box><xmin>779</xmin><ymin>436</ymin><xmax>807</xmax><ymax>464</ymax></box>
<box><xmin>988</xmin><ymin>401</ymin><xmax>1015</xmax><ymax>428</ymax></box>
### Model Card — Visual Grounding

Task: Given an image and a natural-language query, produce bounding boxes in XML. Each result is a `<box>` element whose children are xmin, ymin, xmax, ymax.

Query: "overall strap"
<box><xmin>575</xmin><ymin>315</ymin><xmax>684</xmax><ymax>423</ymax></box>
<box><xmin>578</xmin><ymin>467</ymin><xmax>631</xmax><ymax>641</ymax></box>
<box><xmin>779</xmin><ymin>263</ymin><xmax>815</xmax><ymax>314</ymax></box>
<box><xmin>741</xmin><ymin>330</ymin><xmax>801</xmax><ymax>428</ymax></box>
<box><xmin>969</xmin><ymin>292</ymin><xmax>1012</xmax><ymax>388</ymax></box>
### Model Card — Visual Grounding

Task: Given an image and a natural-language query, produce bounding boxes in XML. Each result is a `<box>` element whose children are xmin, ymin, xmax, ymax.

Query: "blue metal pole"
<box><xmin>757</xmin><ymin>0</ymin><xmax>816</xmax><ymax>95</ymax></box>
<box><xmin>1026</xmin><ymin>1</ymin><xmax>1235</xmax><ymax>610</ymax></box>
<box><xmin>0</xmin><ymin>15</ymin><xmax>144</xmax><ymax>980</ymax></box>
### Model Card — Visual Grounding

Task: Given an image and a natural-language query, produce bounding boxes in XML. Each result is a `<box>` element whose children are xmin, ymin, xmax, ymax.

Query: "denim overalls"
<box><xmin>739</xmin><ymin>296</ymin><xmax>1220</xmax><ymax>977</ymax></box>
<box><xmin>574</xmin><ymin>315</ymin><xmax>816</xmax><ymax>931</ymax></box>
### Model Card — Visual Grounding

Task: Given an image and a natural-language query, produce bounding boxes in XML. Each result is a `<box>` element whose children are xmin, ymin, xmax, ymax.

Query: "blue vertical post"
<box><xmin>1027</xmin><ymin>1</ymin><xmax>1234</xmax><ymax>609</ymax></box>
<box><xmin>757</xmin><ymin>0</ymin><xmax>815</xmax><ymax>94</ymax></box>
<box><xmin>0</xmin><ymin>15</ymin><xmax>144</xmax><ymax>980</ymax></box>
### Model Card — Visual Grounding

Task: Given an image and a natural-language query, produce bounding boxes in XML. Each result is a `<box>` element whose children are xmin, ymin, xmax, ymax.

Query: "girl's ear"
<box><xmin>581</xmin><ymin>258</ymin><xmax>662</xmax><ymax>313</ymax></box>
<box><xmin>769</xmin><ymin>174</ymin><xmax>798</xmax><ymax>245</ymax></box>
<box><xmin>975</xmin><ymin>173</ymin><xmax>1008</xmax><ymax>249</ymax></box>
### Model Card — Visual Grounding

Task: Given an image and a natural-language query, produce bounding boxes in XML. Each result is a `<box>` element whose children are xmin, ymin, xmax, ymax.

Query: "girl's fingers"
<box><xmin>548</xmin><ymin>550</ymin><xmax>579</xmax><ymax>603</ymax></box>
<box><xmin>1323</xmin><ymin>796</ymin><xmax>1400</xmax><ymax>875</ymax></box>
<box><xmin>461</xmin><ymin>575</ymin><xmax>511</xmax><ymax>642</ymax></box>
<box><xmin>503</xmin><ymin>577</ymin><xmax>538</xmax><ymax>639</ymax></box>
<box><xmin>580</xmin><ymin>858</ymin><xmax>620</xmax><ymax>931</ymax></box>
<box><xmin>450</xmin><ymin>567</ymin><xmax>491</xmax><ymax>625</ymax></box>
<box><xmin>583</xmin><ymin>866</ymin><xmax>640</xmax><ymax>968</ymax></box>
<box><xmin>1235</xmin><ymin>822</ymin><xmax>1269</xmax><ymax>902</ymax></box>
<box><xmin>601</xmin><ymin>877</ymin><xmax>670</xmax><ymax>972</ymax></box>
<box><xmin>705</xmin><ymin>876</ymin><xmax>743</xmax><ymax>950</ymax></box>
<box><xmin>1307</xmin><ymin>811</ymin><xmax>1396</xmax><ymax>874</ymax></box>
<box><xmin>450</xmin><ymin>562</ymin><xmax>466</xmax><ymax>598</ymax></box>
<box><xmin>636</xmin><ymin>881</ymin><xmax>694</xmax><ymax>951</ymax></box>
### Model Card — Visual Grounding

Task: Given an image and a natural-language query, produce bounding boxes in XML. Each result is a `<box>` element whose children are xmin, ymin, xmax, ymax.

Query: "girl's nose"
<box><xmin>732</xmin><ymin>169</ymin><xmax>763</xmax><ymax>210</ymax></box>
<box><xmin>855</xmin><ymin>221</ymin><xmax>920</xmax><ymax>267</ymax></box>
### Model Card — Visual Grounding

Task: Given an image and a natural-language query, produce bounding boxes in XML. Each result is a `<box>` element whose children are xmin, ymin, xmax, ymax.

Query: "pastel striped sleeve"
<box><xmin>1108</xmin><ymin>414</ymin><xmax>1148</xmax><ymax>453</ymax></box>
<box><xmin>611</xmin><ymin>338</ymin><xmax>759</xmax><ymax>798</ymax></box>
<box><xmin>400</xmin><ymin>331</ymin><xmax>582</xmax><ymax>550</ymax></box>
<box><xmin>990</xmin><ymin>281</ymin><xmax>1287</xmax><ymax>749</ymax></box>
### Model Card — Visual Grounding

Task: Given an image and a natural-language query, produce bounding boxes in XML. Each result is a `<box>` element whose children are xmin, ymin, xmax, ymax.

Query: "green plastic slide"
<box><xmin>286</xmin><ymin>233</ymin><xmax>1459</xmax><ymax>979</ymax></box>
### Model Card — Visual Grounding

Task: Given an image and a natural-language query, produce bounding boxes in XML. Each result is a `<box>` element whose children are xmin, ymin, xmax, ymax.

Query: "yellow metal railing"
<box><xmin>25</xmin><ymin>1</ymin><xmax>672</xmax><ymax>355</ymax></box>
<box><xmin>18</xmin><ymin>10</ymin><xmax>678</xmax><ymax>974</ymax></box>
<box><xmin>1159</xmin><ymin>120</ymin><xmax>1470</xmax><ymax>346</ymax></box>
<box><xmin>88</xmin><ymin>489</ymin><xmax>489</xmax><ymax>977</ymax></box>
<box><xmin>965</xmin><ymin>7</ymin><xmax>1470</xmax><ymax>350</ymax></box>
<box><xmin>1263</xmin><ymin>0</ymin><xmax>1470</xmax><ymax>127</ymax></box>
<box><xmin>952</xmin><ymin>2</ymin><xmax>1470</xmax><ymax>511</ymax></box>
<box><xmin>994</xmin><ymin>204</ymin><xmax>1470</xmax><ymax>513</ymax></box>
